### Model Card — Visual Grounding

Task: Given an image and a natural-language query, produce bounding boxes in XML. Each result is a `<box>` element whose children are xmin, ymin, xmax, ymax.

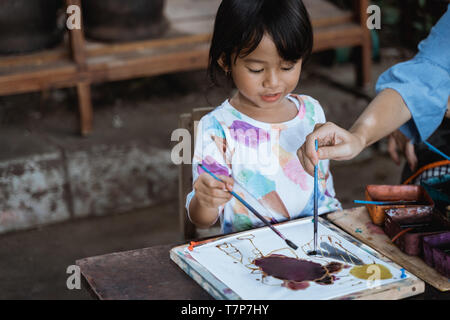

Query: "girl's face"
<box><xmin>228</xmin><ymin>34</ymin><xmax>302</xmax><ymax>110</ymax></box>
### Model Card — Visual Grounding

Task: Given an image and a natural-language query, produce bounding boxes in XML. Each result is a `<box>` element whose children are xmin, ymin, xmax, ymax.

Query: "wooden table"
<box><xmin>77</xmin><ymin>243</ymin><xmax>212</xmax><ymax>300</ymax></box>
<box><xmin>77</xmin><ymin>232</ymin><xmax>450</xmax><ymax>300</ymax></box>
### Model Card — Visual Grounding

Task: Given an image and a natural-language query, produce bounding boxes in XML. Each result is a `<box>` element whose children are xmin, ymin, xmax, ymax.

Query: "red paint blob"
<box><xmin>283</xmin><ymin>280</ymin><xmax>310</xmax><ymax>290</ymax></box>
<box><xmin>253</xmin><ymin>254</ymin><xmax>343</xmax><ymax>290</ymax></box>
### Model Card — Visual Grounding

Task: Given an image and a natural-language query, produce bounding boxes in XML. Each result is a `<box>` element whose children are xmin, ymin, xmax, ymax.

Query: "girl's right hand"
<box><xmin>193</xmin><ymin>173</ymin><xmax>234</xmax><ymax>209</ymax></box>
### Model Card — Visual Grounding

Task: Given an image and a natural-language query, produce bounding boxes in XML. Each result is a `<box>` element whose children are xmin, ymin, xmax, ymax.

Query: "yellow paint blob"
<box><xmin>349</xmin><ymin>264</ymin><xmax>393</xmax><ymax>280</ymax></box>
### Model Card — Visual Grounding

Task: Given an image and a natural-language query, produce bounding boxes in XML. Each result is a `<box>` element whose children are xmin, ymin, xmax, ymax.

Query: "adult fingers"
<box><xmin>297</xmin><ymin>147</ymin><xmax>316</xmax><ymax>176</ymax></box>
<box><xmin>305</xmin><ymin>122</ymin><xmax>359</xmax><ymax>161</ymax></box>
<box><xmin>297</xmin><ymin>123</ymin><xmax>328</xmax><ymax>176</ymax></box>
<box><xmin>298</xmin><ymin>122</ymin><xmax>354</xmax><ymax>175</ymax></box>
<box><xmin>387</xmin><ymin>135</ymin><xmax>400</xmax><ymax>165</ymax></box>
<box><xmin>302</xmin><ymin>123</ymin><xmax>325</xmax><ymax>164</ymax></box>
<box><xmin>405</xmin><ymin>142</ymin><xmax>418</xmax><ymax>172</ymax></box>
<box><xmin>318</xmin><ymin>143</ymin><xmax>353</xmax><ymax>161</ymax></box>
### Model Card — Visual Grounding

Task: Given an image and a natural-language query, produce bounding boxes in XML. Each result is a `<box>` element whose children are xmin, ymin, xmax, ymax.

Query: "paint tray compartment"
<box><xmin>365</xmin><ymin>185</ymin><xmax>434</xmax><ymax>226</ymax></box>
<box><xmin>422</xmin><ymin>232</ymin><xmax>450</xmax><ymax>278</ymax></box>
<box><xmin>421</xmin><ymin>174</ymin><xmax>450</xmax><ymax>206</ymax></box>
<box><xmin>384</xmin><ymin>210</ymin><xmax>450</xmax><ymax>256</ymax></box>
<box><xmin>421</xmin><ymin>174</ymin><xmax>450</xmax><ymax>219</ymax></box>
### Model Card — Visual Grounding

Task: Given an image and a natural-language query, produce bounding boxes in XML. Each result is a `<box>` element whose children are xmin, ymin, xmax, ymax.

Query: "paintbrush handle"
<box><xmin>423</xmin><ymin>141</ymin><xmax>450</xmax><ymax>161</ymax></box>
<box><xmin>313</xmin><ymin>140</ymin><xmax>319</xmax><ymax>252</ymax></box>
<box><xmin>230</xmin><ymin>190</ymin><xmax>285</xmax><ymax>240</ymax></box>
<box><xmin>354</xmin><ymin>200</ymin><xmax>423</xmax><ymax>205</ymax></box>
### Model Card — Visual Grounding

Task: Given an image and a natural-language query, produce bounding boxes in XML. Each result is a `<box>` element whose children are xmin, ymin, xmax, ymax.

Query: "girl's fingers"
<box><xmin>201</xmin><ymin>172</ymin><xmax>226</xmax><ymax>189</ymax></box>
<box><xmin>197</xmin><ymin>183</ymin><xmax>231</xmax><ymax>199</ymax></box>
<box><xmin>196</xmin><ymin>190</ymin><xmax>231</xmax><ymax>208</ymax></box>
<box><xmin>195</xmin><ymin>173</ymin><xmax>232</xmax><ymax>199</ymax></box>
<box><xmin>218</xmin><ymin>175</ymin><xmax>234</xmax><ymax>191</ymax></box>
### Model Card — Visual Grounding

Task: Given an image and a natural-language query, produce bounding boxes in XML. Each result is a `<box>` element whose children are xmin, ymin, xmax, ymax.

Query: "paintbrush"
<box><xmin>308</xmin><ymin>139</ymin><xmax>319</xmax><ymax>256</ymax></box>
<box><xmin>198</xmin><ymin>164</ymin><xmax>298</xmax><ymax>250</ymax></box>
<box><xmin>354</xmin><ymin>200</ymin><xmax>426</xmax><ymax>206</ymax></box>
<box><xmin>423</xmin><ymin>141</ymin><xmax>450</xmax><ymax>161</ymax></box>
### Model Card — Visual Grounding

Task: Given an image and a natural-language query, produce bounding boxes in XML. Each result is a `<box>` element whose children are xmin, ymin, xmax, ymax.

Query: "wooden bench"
<box><xmin>0</xmin><ymin>0</ymin><xmax>371</xmax><ymax>136</ymax></box>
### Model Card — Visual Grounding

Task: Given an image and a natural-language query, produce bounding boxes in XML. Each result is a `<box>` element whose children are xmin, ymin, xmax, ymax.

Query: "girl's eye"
<box><xmin>248</xmin><ymin>68</ymin><xmax>263</xmax><ymax>73</ymax></box>
<box><xmin>281</xmin><ymin>66</ymin><xmax>294</xmax><ymax>71</ymax></box>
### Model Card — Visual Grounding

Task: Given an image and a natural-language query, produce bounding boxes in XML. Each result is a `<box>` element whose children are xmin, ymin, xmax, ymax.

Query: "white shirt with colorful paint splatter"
<box><xmin>186</xmin><ymin>94</ymin><xmax>342</xmax><ymax>234</ymax></box>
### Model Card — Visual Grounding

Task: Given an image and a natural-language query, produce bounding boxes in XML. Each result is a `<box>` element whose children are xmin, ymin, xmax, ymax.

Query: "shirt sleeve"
<box><xmin>185</xmin><ymin>113</ymin><xmax>232</xmax><ymax>222</ymax></box>
<box><xmin>375</xmin><ymin>5</ymin><xmax>450</xmax><ymax>143</ymax></box>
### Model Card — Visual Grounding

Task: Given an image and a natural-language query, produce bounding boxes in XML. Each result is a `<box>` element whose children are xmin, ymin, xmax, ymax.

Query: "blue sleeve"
<box><xmin>375</xmin><ymin>4</ymin><xmax>450</xmax><ymax>143</ymax></box>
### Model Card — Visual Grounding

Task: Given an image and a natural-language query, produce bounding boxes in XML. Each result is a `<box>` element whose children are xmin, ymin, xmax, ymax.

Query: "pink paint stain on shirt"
<box><xmin>283</xmin><ymin>158</ymin><xmax>309</xmax><ymax>190</ymax></box>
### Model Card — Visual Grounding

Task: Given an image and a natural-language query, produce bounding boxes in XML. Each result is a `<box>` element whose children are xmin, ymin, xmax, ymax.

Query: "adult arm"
<box><xmin>298</xmin><ymin>5</ymin><xmax>450</xmax><ymax>176</ymax></box>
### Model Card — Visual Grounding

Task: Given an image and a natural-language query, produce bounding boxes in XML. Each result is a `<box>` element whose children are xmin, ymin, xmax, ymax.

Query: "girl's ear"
<box><xmin>217</xmin><ymin>54</ymin><xmax>230</xmax><ymax>73</ymax></box>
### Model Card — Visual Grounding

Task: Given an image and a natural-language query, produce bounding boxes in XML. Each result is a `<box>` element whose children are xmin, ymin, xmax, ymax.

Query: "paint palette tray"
<box><xmin>384</xmin><ymin>212</ymin><xmax>449</xmax><ymax>256</ymax></box>
<box><xmin>170</xmin><ymin>217</ymin><xmax>425</xmax><ymax>300</ymax></box>
<box><xmin>365</xmin><ymin>185</ymin><xmax>434</xmax><ymax>226</ymax></box>
<box><xmin>423</xmin><ymin>232</ymin><xmax>450</xmax><ymax>278</ymax></box>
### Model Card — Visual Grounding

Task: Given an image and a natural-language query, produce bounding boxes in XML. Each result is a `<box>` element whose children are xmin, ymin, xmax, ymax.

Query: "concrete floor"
<box><xmin>0</xmin><ymin>50</ymin><xmax>408</xmax><ymax>299</ymax></box>
<box><xmin>0</xmin><ymin>201</ymin><xmax>180</xmax><ymax>299</ymax></box>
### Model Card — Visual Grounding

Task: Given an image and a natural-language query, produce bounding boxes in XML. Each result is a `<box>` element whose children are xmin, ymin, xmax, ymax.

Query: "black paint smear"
<box><xmin>320</xmin><ymin>242</ymin><xmax>364</xmax><ymax>265</ymax></box>
<box><xmin>253</xmin><ymin>254</ymin><xmax>343</xmax><ymax>290</ymax></box>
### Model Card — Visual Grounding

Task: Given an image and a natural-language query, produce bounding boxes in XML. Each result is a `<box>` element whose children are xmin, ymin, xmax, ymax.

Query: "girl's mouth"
<box><xmin>261</xmin><ymin>93</ymin><xmax>281</xmax><ymax>102</ymax></box>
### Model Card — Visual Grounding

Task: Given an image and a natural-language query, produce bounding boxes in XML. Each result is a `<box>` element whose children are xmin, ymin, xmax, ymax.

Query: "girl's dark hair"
<box><xmin>208</xmin><ymin>0</ymin><xmax>313</xmax><ymax>86</ymax></box>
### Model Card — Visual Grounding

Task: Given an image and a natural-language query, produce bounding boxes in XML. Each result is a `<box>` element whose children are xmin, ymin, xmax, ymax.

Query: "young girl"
<box><xmin>186</xmin><ymin>0</ymin><xmax>342</xmax><ymax>234</ymax></box>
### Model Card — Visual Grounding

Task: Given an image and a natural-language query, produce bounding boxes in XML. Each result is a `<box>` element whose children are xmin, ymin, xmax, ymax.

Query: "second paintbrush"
<box><xmin>308</xmin><ymin>139</ymin><xmax>319</xmax><ymax>256</ymax></box>
<box><xmin>198</xmin><ymin>164</ymin><xmax>299</xmax><ymax>251</ymax></box>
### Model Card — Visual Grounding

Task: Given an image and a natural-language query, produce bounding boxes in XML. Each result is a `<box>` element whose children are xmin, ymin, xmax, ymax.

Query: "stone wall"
<box><xmin>0</xmin><ymin>141</ymin><xmax>177</xmax><ymax>234</ymax></box>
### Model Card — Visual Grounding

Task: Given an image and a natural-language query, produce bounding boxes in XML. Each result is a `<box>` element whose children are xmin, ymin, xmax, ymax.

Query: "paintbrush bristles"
<box><xmin>285</xmin><ymin>239</ymin><xmax>298</xmax><ymax>250</ymax></box>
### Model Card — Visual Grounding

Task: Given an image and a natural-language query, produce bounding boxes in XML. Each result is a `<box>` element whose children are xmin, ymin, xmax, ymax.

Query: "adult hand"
<box><xmin>297</xmin><ymin>122</ymin><xmax>366</xmax><ymax>176</ymax></box>
<box><xmin>387</xmin><ymin>130</ymin><xmax>418</xmax><ymax>171</ymax></box>
<box><xmin>193</xmin><ymin>173</ymin><xmax>234</xmax><ymax>209</ymax></box>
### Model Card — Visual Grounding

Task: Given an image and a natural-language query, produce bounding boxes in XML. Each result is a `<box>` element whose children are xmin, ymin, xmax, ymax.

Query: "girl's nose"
<box><xmin>263</xmin><ymin>70</ymin><xmax>279</xmax><ymax>88</ymax></box>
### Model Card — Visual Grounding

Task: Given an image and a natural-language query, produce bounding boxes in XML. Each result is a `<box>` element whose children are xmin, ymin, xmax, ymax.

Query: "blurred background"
<box><xmin>0</xmin><ymin>0</ymin><xmax>448</xmax><ymax>299</ymax></box>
